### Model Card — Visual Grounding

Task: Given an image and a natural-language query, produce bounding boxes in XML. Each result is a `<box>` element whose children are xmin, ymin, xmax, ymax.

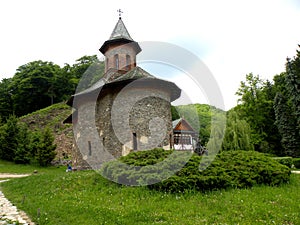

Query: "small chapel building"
<box><xmin>66</xmin><ymin>16</ymin><xmax>181</xmax><ymax>168</ymax></box>
<box><xmin>172</xmin><ymin>118</ymin><xmax>197</xmax><ymax>150</ymax></box>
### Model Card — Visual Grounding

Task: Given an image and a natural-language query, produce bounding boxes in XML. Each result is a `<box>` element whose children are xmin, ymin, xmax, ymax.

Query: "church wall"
<box><xmin>73</xmin><ymin>97</ymin><xmax>115</xmax><ymax>169</ymax></box>
<box><xmin>96</xmin><ymin>84</ymin><xmax>173</xmax><ymax>158</ymax></box>
<box><xmin>72</xmin><ymin>83</ymin><xmax>173</xmax><ymax>168</ymax></box>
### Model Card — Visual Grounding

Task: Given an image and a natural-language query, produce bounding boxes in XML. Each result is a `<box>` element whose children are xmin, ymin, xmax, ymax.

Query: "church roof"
<box><xmin>71</xmin><ymin>67</ymin><xmax>154</xmax><ymax>97</ymax></box>
<box><xmin>67</xmin><ymin>66</ymin><xmax>181</xmax><ymax>106</ymax></box>
<box><xmin>109</xmin><ymin>17</ymin><xmax>133</xmax><ymax>41</ymax></box>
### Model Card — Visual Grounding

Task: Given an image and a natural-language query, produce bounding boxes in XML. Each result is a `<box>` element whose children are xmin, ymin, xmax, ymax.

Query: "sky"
<box><xmin>0</xmin><ymin>0</ymin><xmax>300</xmax><ymax>110</ymax></box>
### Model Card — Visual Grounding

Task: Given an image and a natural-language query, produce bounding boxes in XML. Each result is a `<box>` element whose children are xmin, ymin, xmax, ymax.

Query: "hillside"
<box><xmin>20</xmin><ymin>103</ymin><xmax>74</xmax><ymax>161</ymax></box>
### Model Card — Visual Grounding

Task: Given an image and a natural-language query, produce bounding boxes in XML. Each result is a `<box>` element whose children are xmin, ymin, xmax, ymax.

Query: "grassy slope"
<box><xmin>20</xmin><ymin>102</ymin><xmax>71</xmax><ymax>130</ymax></box>
<box><xmin>0</xmin><ymin>164</ymin><xmax>299</xmax><ymax>225</ymax></box>
<box><xmin>20</xmin><ymin>102</ymin><xmax>73</xmax><ymax>159</ymax></box>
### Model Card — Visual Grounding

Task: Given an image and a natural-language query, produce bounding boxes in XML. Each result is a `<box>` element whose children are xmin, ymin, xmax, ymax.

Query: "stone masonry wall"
<box><xmin>72</xmin><ymin>81</ymin><xmax>173</xmax><ymax>169</ymax></box>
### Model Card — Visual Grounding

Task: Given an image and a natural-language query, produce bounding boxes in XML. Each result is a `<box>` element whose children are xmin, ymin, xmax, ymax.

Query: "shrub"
<box><xmin>293</xmin><ymin>158</ymin><xmax>300</xmax><ymax>169</ymax></box>
<box><xmin>273</xmin><ymin>157</ymin><xmax>293</xmax><ymax>168</ymax></box>
<box><xmin>101</xmin><ymin>149</ymin><xmax>291</xmax><ymax>192</ymax></box>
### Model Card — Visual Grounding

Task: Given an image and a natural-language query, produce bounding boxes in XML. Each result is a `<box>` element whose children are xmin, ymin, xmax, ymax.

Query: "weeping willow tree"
<box><xmin>221</xmin><ymin>110</ymin><xmax>254</xmax><ymax>151</ymax></box>
<box><xmin>206</xmin><ymin>111</ymin><xmax>226</xmax><ymax>155</ymax></box>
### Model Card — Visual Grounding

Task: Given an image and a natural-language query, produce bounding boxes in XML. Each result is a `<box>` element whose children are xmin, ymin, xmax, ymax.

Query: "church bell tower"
<box><xmin>99</xmin><ymin>12</ymin><xmax>141</xmax><ymax>73</ymax></box>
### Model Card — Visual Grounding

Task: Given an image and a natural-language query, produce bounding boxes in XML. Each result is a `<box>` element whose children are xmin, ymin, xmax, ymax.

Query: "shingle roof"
<box><xmin>72</xmin><ymin>67</ymin><xmax>154</xmax><ymax>97</ymax></box>
<box><xmin>109</xmin><ymin>17</ymin><xmax>133</xmax><ymax>41</ymax></box>
<box><xmin>172</xmin><ymin>118</ymin><xmax>196</xmax><ymax>133</ymax></box>
<box><xmin>99</xmin><ymin>18</ymin><xmax>141</xmax><ymax>54</ymax></box>
<box><xmin>67</xmin><ymin>66</ymin><xmax>181</xmax><ymax>106</ymax></box>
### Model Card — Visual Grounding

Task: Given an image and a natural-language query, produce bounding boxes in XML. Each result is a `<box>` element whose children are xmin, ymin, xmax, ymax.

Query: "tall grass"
<box><xmin>1</xmin><ymin>165</ymin><xmax>299</xmax><ymax>225</ymax></box>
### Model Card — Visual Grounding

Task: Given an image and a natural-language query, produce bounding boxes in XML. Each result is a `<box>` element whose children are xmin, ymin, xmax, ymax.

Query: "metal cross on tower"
<box><xmin>117</xmin><ymin>9</ymin><xmax>123</xmax><ymax>18</ymax></box>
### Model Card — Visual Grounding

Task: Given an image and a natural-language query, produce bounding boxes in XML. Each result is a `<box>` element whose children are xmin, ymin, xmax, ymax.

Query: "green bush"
<box><xmin>273</xmin><ymin>157</ymin><xmax>293</xmax><ymax>168</ymax></box>
<box><xmin>101</xmin><ymin>149</ymin><xmax>291</xmax><ymax>192</ymax></box>
<box><xmin>293</xmin><ymin>158</ymin><xmax>300</xmax><ymax>169</ymax></box>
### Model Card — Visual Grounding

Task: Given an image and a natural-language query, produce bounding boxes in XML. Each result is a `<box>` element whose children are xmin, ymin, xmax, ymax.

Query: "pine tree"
<box><xmin>13</xmin><ymin>123</ymin><xmax>31</xmax><ymax>164</ymax></box>
<box><xmin>0</xmin><ymin>115</ymin><xmax>19</xmax><ymax>161</ymax></box>
<box><xmin>274</xmin><ymin>93</ymin><xmax>300</xmax><ymax>157</ymax></box>
<box><xmin>286</xmin><ymin>52</ymin><xmax>300</xmax><ymax>133</ymax></box>
<box><xmin>35</xmin><ymin>128</ymin><xmax>56</xmax><ymax>166</ymax></box>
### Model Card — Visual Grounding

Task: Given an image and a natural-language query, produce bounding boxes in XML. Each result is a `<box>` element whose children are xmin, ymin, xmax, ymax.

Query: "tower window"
<box><xmin>126</xmin><ymin>55</ymin><xmax>131</xmax><ymax>70</ymax></box>
<box><xmin>114</xmin><ymin>54</ymin><xmax>119</xmax><ymax>69</ymax></box>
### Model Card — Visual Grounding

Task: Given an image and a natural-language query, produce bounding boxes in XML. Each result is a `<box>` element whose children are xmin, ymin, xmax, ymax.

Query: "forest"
<box><xmin>0</xmin><ymin>46</ymin><xmax>299</xmax><ymax>164</ymax></box>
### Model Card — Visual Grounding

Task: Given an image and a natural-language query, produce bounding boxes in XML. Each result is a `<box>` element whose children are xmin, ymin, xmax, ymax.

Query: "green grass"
<box><xmin>20</xmin><ymin>102</ymin><xmax>72</xmax><ymax>133</ymax></box>
<box><xmin>0</xmin><ymin>162</ymin><xmax>299</xmax><ymax>225</ymax></box>
<box><xmin>0</xmin><ymin>159</ymin><xmax>61</xmax><ymax>174</ymax></box>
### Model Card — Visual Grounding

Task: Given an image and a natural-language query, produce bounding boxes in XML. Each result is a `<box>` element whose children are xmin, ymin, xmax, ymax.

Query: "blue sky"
<box><xmin>0</xmin><ymin>0</ymin><xmax>300</xmax><ymax>110</ymax></box>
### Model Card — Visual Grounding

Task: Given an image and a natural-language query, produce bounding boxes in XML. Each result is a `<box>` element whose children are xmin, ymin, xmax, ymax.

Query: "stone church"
<box><xmin>66</xmin><ymin>16</ymin><xmax>181</xmax><ymax>169</ymax></box>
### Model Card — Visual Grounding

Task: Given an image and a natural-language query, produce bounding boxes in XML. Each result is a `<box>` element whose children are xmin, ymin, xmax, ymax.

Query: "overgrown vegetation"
<box><xmin>0</xmin><ymin>163</ymin><xmax>299</xmax><ymax>225</ymax></box>
<box><xmin>0</xmin><ymin>115</ymin><xmax>56</xmax><ymax>166</ymax></box>
<box><xmin>102</xmin><ymin>149</ymin><xmax>291</xmax><ymax>192</ymax></box>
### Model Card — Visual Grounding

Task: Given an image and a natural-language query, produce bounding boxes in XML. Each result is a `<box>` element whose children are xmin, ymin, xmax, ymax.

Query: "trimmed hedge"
<box><xmin>273</xmin><ymin>157</ymin><xmax>293</xmax><ymax>168</ymax></box>
<box><xmin>101</xmin><ymin>149</ymin><xmax>291</xmax><ymax>192</ymax></box>
<box><xmin>293</xmin><ymin>158</ymin><xmax>300</xmax><ymax>169</ymax></box>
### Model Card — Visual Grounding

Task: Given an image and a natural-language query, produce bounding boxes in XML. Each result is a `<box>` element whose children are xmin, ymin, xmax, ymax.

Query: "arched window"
<box><xmin>126</xmin><ymin>55</ymin><xmax>131</xmax><ymax>70</ymax></box>
<box><xmin>114</xmin><ymin>54</ymin><xmax>119</xmax><ymax>69</ymax></box>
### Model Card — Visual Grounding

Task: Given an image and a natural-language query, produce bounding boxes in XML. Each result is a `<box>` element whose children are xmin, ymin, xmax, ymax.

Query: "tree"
<box><xmin>272</xmin><ymin>48</ymin><xmax>300</xmax><ymax>157</ymax></box>
<box><xmin>274</xmin><ymin>93</ymin><xmax>300</xmax><ymax>157</ymax></box>
<box><xmin>10</xmin><ymin>61</ymin><xmax>63</xmax><ymax>116</ymax></box>
<box><xmin>70</xmin><ymin>55</ymin><xmax>104</xmax><ymax>92</ymax></box>
<box><xmin>206</xmin><ymin>112</ymin><xmax>226</xmax><ymax>155</ymax></box>
<box><xmin>222</xmin><ymin>110</ymin><xmax>254</xmax><ymax>151</ymax></box>
<box><xmin>13</xmin><ymin>123</ymin><xmax>31</xmax><ymax>164</ymax></box>
<box><xmin>236</xmin><ymin>73</ymin><xmax>282</xmax><ymax>154</ymax></box>
<box><xmin>286</xmin><ymin>51</ymin><xmax>300</xmax><ymax>132</ymax></box>
<box><xmin>0</xmin><ymin>115</ymin><xmax>19</xmax><ymax>161</ymax></box>
<box><xmin>0</xmin><ymin>78</ymin><xmax>13</xmax><ymax>120</ymax></box>
<box><xmin>35</xmin><ymin>128</ymin><xmax>56</xmax><ymax>166</ymax></box>
<box><xmin>0</xmin><ymin>116</ymin><xmax>33</xmax><ymax>164</ymax></box>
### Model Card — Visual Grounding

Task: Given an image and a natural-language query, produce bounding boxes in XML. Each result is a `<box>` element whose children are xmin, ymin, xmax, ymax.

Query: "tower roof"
<box><xmin>99</xmin><ymin>17</ymin><xmax>141</xmax><ymax>54</ymax></box>
<box><xmin>109</xmin><ymin>17</ymin><xmax>133</xmax><ymax>41</ymax></box>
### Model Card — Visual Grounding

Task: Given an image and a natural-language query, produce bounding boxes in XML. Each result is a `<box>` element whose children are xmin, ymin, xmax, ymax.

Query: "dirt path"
<box><xmin>0</xmin><ymin>173</ymin><xmax>34</xmax><ymax>225</ymax></box>
<box><xmin>0</xmin><ymin>173</ymin><xmax>30</xmax><ymax>179</ymax></box>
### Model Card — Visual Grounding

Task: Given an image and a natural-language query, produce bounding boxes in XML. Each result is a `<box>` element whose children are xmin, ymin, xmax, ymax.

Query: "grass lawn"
<box><xmin>0</xmin><ymin>161</ymin><xmax>299</xmax><ymax>225</ymax></box>
<box><xmin>0</xmin><ymin>160</ymin><xmax>59</xmax><ymax>174</ymax></box>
